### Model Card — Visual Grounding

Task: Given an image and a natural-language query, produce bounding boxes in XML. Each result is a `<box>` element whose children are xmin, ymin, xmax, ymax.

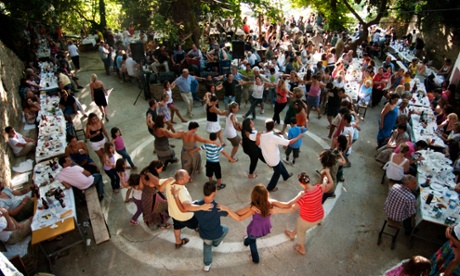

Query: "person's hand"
<box><xmin>16</xmin><ymin>223</ymin><xmax>24</xmax><ymax>230</ymax></box>
<box><xmin>22</xmin><ymin>196</ymin><xmax>31</xmax><ymax>203</ymax></box>
<box><xmin>217</xmin><ymin>204</ymin><xmax>228</xmax><ymax>212</ymax></box>
<box><xmin>0</xmin><ymin>207</ymin><xmax>8</xmax><ymax>216</ymax></box>
<box><xmin>201</xmin><ymin>203</ymin><xmax>213</xmax><ymax>211</ymax></box>
<box><xmin>171</xmin><ymin>186</ymin><xmax>180</xmax><ymax>197</ymax></box>
<box><xmin>298</xmin><ymin>133</ymin><xmax>304</xmax><ymax>138</ymax></box>
<box><xmin>446</xmin><ymin>226</ymin><xmax>453</xmax><ymax>238</ymax></box>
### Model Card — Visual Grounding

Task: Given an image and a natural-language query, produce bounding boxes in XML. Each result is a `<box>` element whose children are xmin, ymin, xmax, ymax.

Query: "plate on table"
<box><xmin>430</xmin><ymin>183</ymin><xmax>444</xmax><ymax>191</ymax></box>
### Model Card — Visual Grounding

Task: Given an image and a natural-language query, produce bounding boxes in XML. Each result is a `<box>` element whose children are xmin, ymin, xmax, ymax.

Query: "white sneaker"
<box><xmin>260</xmin><ymin>109</ymin><xmax>264</xmax><ymax>114</ymax></box>
<box><xmin>282</xmin><ymin>158</ymin><xmax>290</xmax><ymax>164</ymax></box>
<box><xmin>204</xmin><ymin>264</ymin><xmax>211</xmax><ymax>272</ymax></box>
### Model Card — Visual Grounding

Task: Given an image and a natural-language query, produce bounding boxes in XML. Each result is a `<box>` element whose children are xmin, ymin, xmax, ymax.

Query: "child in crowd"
<box><xmin>189</xmin><ymin>133</ymin><xmax>235</xmax><ymax>190</ymax></box>
<box><xmin>111</xmin><ymin>127</ymin><xmax>137</xmax><ymax>170</ymax></box>
<box><xmin>103</xmin><ymin>142</ymin><xmax>121</xmax><ymax>193</ymax></box>
<box><xmin>115</xmin><ymin>158</ymin><xmax>132</xmax><ymax>202</ymax></box>
<box><xmin>157</xmin><ymin>93</ymin><xmax>176</xmax><ymax>132</ymax></box>
<box><xmin>163</xmin><ymin>81</ymin><xmax>188</xmax><ymax>124</ymax></box>
<box><xmin>219</xmin><ymin>184</ymin><xmax>302</xmax><ymax>264</ymax></box>
<box><xmin>127</xmin><ymin>173</ymin><xmax>143</xmax><ymax>225</ymax></box>
<box><xmin>284</xmin><ymin>117</ymin><xmax>307</xmax><ymax>166</ymax></box>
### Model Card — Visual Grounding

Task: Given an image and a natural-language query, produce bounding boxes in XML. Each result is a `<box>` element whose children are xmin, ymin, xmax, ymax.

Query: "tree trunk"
<box><xmin>99</xmin><ymin>0</ymin><xmax>107</xmax><ymax>30</ymax></box>
<box><xmin>170</xmin><ymin>0</ymin><xmax>202</xmax><ymax>48</ymax></box>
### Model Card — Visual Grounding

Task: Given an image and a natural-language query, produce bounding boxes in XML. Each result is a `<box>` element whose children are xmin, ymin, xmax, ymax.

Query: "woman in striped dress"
<box><xmin>285</xmin><ymin>170</ymin><xmax>334</xmax><ymax>255</ymax></box>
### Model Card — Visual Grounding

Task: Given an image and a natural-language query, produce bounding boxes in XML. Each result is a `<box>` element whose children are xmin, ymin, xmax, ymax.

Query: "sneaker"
<box><xmin>203</xmin><ymin>264</ymin><xmax>211</xmax><ymax>272</ymax></box>
<box><xmin>269</xmin><ymin>187</ymin><xmax>279</xmax><ymax>192</ymax></box>
<box><xmin>291</xmin><ymin>161</ymin><xmax>295</xmax><ymax>166</ymax></box>
<box><xmin>217</xmin><ymin>183</ymin><xmax>226</xmax><ymax>190</ymax></box>
<box><xmin>283</xmin><ymin>158</ymin><xmax>290</xmax><ymax>164</ymax></box>
<box><xmin>260</xmin><ymin>109</ymin><xmax>264</xmax><ymax>114</ymax></box>
<box><xmin>344</xmin><ymin>162</ymin><xmax>351</xmax><ymax>168</ymax></box>
<box><xmin>285</xmin><ymin>172</ymin><xmax>294</xmax><ymax>181</ymax></box>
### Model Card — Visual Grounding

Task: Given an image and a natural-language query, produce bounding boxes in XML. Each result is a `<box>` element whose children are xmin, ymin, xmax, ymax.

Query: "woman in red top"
<box><xmin>285</xmin><ymin>169</ymin><xmax>333</xmax><ymax>255</ymax></box>
<box><xmin>272</xmin><ymin>79</ymin><xmax>291</xmax><ymax>125</ymax></box>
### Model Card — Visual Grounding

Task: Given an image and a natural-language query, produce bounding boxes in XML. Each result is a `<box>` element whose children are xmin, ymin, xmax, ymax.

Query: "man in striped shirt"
<box><xmin>384</xmin><ymin>175</ymin><xmax>417</xmax><ymax>235</ymax></box>
<box><xmin>189</xmin><ymin>133</ymin><xmax>235</xmax><ymax>190</ymax></box>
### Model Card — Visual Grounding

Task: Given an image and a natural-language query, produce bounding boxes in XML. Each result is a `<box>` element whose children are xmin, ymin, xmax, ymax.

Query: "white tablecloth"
<box><xmin>416</xmin><ymin>150</ymin><xmax>457</xmax><ymax>226</ymax></box>
<box><xmin>35</xmin><ymin>114</ymin><xmax>66</xmax><ymax>162</ymax></box>
<box><xmin>31</xmin><ymin>162</ymin><xmax>76</xmax><ymax>231</ymax></box>
<box><xmin>411</xmin><ymin>113</ymin><xmax>446</xmax><ymax>148</ymax></box>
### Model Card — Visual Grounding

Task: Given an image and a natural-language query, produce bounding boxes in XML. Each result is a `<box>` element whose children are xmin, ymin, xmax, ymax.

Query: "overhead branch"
<box><xmin>367</xmin><ymin>0</ymin><xmax>388</xmax><ymax>26</ymax></box>
<box><xmin>342</xmin><ymin>0</ymin><xmax>364</xmax><ymax>24</ymax></box>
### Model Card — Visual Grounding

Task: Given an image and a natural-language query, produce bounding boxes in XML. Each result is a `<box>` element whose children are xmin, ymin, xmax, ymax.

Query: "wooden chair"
<box><xmin>377</xmin><ymin>218</ymin><xmax>402</xmax><ymax>250</ymax></box>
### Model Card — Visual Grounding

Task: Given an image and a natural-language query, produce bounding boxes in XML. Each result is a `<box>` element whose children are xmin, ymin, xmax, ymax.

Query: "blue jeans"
<box><xmin>203</xmin><ymin>225</ymin><xmax>229</xmax><ymax>266</ymax></box>
<box><xmin>92</xmin><ymin>173</ymin><xmax>105</xmax><ymax>197</ymax></box>
<box><xmin>104</xmin><ymin>168</ymin><xmax>120</xmax><ymax>190</ymax></box>
<box><xmin>116</xmin><ymin>148</ymin><xmax>135</xmax><ymax>167</ymax></box>
<box><xmin>224</xmin><ymin>96</ymin><xmax>235</xmax><ymax>107</ymax></box>
<box><xmin>266</xmin><ymin>161</ymin><xmax>290</xmax><ymax>191</ymax></box>
<box><xmin>244</xmin><ymin>97</ymin><xmax>263</xmax><ymax>119</ymax></box>
<box><xmin>244</xmin><ymin>236</ymin><xmax>260</xmax><ymax>263</ymax></box>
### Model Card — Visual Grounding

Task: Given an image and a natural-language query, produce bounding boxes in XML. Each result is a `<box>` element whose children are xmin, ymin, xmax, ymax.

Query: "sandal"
<box><xmin>231</xmin><ymin>158</ymin><xmax>239</xmax><ymax>163</ymax></box>
<box><xmin>248</xmin><ymin>174</ymin><xmax>258</xmax><ymax>179</ymax></box>
<box><xmin>175</xmin><ymin>238</ymin><xmax>190</xmax><ymax>249</ymax></box>
<box><xmin>130</xmin><ymin>219</ymin><xmax>138</xmax><ymax>225</ymax></box>
<box><xmin>171</xmin><ymin>121</ymin><xmax>177</xmax><ymax>124</ymax></box>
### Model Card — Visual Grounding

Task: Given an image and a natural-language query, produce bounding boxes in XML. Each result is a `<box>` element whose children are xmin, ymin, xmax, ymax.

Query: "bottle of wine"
<box><xmin>41</xmin><ymin>197</ymin><xmax>49</xmax><ymax>209</ymax></box>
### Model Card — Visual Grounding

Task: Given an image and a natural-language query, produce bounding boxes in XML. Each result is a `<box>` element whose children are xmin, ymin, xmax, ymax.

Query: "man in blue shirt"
<box><xmin>172</xmin><ymin>69</ymin><xmax>202</xmax><ymax>118</ymax></box>
<box><xmin>172</xmin><ymin>181</ymin><xmax>229</xmax><ymax>272</ymax></box>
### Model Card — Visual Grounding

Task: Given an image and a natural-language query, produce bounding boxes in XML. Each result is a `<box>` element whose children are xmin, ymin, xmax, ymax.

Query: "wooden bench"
<box><xmin>84</xmin><ymin>186</ymin><xmax>110</xmax><ymax>244</ymax></box>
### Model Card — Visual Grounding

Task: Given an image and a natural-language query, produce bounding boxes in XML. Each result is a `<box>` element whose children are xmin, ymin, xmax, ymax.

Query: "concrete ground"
<box><xmin>39</xmin><ymin>51</ymin><xmax>441</xmax><ymax>275</ymax></box>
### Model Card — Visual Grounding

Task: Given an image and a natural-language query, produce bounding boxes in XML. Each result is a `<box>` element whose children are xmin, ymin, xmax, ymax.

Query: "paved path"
<box><xmin>48</xmin><ymin>52</ymin><xmax>439</xmax><ymax>275</ymax></box>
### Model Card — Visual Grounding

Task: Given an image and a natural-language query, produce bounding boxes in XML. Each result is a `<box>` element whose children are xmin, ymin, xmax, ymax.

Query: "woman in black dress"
<box><xmin>90</xmin><ymin>73</ymin><xmax>109</xmax><ymax>121</ymax></box>
<box><xmin>241</xmin><ymin>118</ymin><xmax>265</xmax><ymax>179</ymax></box>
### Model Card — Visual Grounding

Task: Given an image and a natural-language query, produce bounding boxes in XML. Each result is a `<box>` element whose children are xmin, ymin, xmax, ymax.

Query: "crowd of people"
<box><xmin>1</xmin><ymin>10</ymin><xmax>460</xmax><ymax>275</ymax></box>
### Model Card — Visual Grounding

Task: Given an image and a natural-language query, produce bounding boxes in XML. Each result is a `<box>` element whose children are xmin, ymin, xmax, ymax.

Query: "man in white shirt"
<box><xmin>258</xmin><ymin>119</ymin><xmax>304</xmax><ymax>192</ymax></box>
<box><xmin>67</xmin><ymin>41</ymin><xmax>80</xmax><ymax>70</ymax></box>
<box><xmin>125</xmin><ymin>54</ymin><xmax>138</xmax><ymax>78</ymax></box>
<box><xmin>0</xmin><ymin>207</ymin><xmax>31</xmax><ymax>245</ymax></box>
<box><xmin>5</xmin><ymin>126</ymin><xmax>35</xmax><ymax>157</ymax></box>
<box><xmin>163</xmin><ymin>169</ymin><xmax>212</xmax><ymax>248</ymax></box>
<box><xmin>56</xmin><ymin>156</ymin><xmax>105</xmax><ymax>200</ymax></box>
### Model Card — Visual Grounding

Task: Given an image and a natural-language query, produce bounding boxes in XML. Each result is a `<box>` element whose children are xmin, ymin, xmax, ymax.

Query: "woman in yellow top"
<box><xmin>408</xmin><ymin>58</ymin><xmax>419</xmax><ymax>78</ymax></box>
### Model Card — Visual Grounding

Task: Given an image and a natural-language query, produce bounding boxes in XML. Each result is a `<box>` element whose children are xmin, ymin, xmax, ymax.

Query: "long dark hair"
<box><xmin>115</xmin><ymin>158</ymin><xmax>126</xmax><ymax>172</ymax></box>
<box><xmin>241</xmin><ymin>118</ymin><xmax>253</xmax><ymax>134</ymax></box>
<box><xmin>153</xmin><ymin>114</ymin><xmax>165</xmax><ymax>130</ymax></box>
<box><xmin>140</xmin><ymin>160</ymin><xmax>163</xmax><ymax>180</ymax></box>
<box><xmin>111</xmin><ymin>127</ymin><xmax>121</xmax><ymax>139</ymax></box>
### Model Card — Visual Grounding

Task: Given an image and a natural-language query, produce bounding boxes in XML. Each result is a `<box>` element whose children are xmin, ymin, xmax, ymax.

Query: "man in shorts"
<box><xmin>164</xmin><ymin>169</ymin><xmax>212</xmax><ymax>248</ymax></box>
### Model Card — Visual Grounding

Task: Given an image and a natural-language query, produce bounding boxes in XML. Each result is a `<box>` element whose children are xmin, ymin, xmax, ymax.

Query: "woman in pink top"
<box><xmin>272</xmin><ymin>79</ymin><xmax>292</xmax><ymax>125</ymax></box>
<box><xmin>111</xmin><ymin>127</ymin><xmax>137</xmax><ymax>169</ymax></box>
<box><xmin>285</xmin><ymin>170</ymin><xmax>333</xmax><ymax>255</ymax></box>
<box><xmin>305</xmin><ymin>74</ymin><xmax>326</xmax><ymax>120</ymax></box>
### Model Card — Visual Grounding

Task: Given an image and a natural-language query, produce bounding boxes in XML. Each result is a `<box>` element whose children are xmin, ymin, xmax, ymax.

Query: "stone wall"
<box><xmin>0</xmin><ymin>40</ymin><xmax>26</xmax><ymax>183</ymax></box>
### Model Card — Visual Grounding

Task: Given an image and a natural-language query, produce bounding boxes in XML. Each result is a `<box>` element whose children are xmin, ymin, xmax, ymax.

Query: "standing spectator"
<box><xmin>98</xmin><ymin>41</ymin><xmax>110</xmax><ymax>75</ymax></box>
<box><xmin>111</xmin><ymin>127</ymin><xmax>137</xmax><ymax>170</ymax></box>
<box><xmin>103</xmin><ymin>142</ymin><xmax>121</xmax><ymax>193</ymax></box>
<box><xmin>384</xmin><ymin>175</ymin><xmax>417</xmax><ymax>235</ymax></box>
<box><xmin>90</xmin><ymin>74</ymin><xmax>110</xmax><ymax>121</ymax></box>
<box><xmin>5</xmin><ymin>126</ymin><xmax>36</xmax><ymax>157</ymax></box>
<box><xmin>259</xmin><ymin>119</ymin><xmax>304</xmax><ymax>192</ymax></box>
<box><xmin>67</xmin><ymin>40</ymin><xmax>80</xmax><ymax>70</ymax></box>
<box><xmin>85</xmin><ymin>113</ymin><xmax>110</xmax><ymax>165</ymax></box>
